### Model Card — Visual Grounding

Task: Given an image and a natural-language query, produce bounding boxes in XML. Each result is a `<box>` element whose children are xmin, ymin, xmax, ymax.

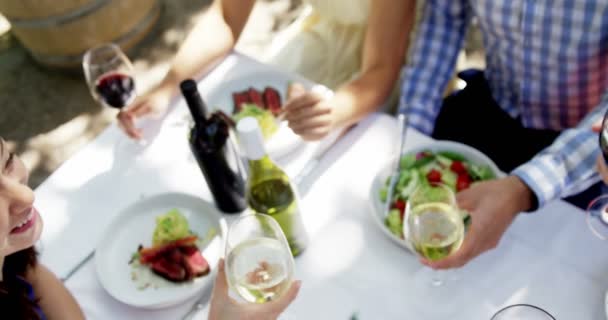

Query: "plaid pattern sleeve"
<box><xmin>512</xmin><ymin>93</ymin><xmax>608</xmax><ymax>208</ymax></box>
<box><xmin>397</xmin><ymin>0</ymin><xmax>472</xmax><ymax>135</ymax></box>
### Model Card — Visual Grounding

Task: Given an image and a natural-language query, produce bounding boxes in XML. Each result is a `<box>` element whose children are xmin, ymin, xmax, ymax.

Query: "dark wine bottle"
<box><xmin>180</xmin><ymin>79</ymin><xmax>247</xmax><ymax>213</ymax></box>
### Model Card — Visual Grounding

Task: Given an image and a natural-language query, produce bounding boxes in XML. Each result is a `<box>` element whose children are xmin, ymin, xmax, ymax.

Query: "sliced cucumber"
<box><xmin>435</xmin><ymin>154</ymin><xmax>453</xmax><ymax>168</ymax></box>
<box><xmin>385</xmin><ymin>209</ymin><xmax>403</xmax><ymax>237</ymax></box>
<box><xmin>441</xmin><ymin>169</ymin><xmax>458</xmax><ymax>191</ymax></box>
<box><xmin>468</xmin><ymin>164</ymin><xmax>496</xmax><ymax>181</ymax></box>
<box><xmin>437</xmin><ymin>151</ymin><xmax>467</xmax><ymax>162</ymax></box>
<box><xmin>411</xmin><ymin>156</ymin><xmax>435</xmax><ymax>169</ymax></box>
<box><xmin>397</xmin><ymin>170</ymin><xmax>412</xmax><ymax>190</ymax></box>
<box><xmin>400</xmin><ymin>154</ymin><xmax>416</xmax><ymax>170</ymax></box>
<box><xmin>379</xmin><ymin>187</ymin><xmax>388</xmax><ymax>202</ymax></box>
<box><xmin>400</xmin><ymin>171</ymin><xmax>420</xmax><ymax>198</ymax></box>
<box><xmin>420</xmin><ymin>161</ymin><xmax>442</xmax><ymax>175</ymax></box>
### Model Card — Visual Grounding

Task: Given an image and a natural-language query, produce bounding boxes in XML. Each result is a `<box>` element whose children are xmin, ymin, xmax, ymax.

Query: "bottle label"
<box><xmin>248</xmin><ymin>179</ymin><xmax>308</xmax><ymax>256</ymax></box>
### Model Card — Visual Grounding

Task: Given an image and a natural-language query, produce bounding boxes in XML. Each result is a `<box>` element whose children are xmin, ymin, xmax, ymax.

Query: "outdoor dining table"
<box><xmin>35</xmin><ymin>52</ymin><xmax>608</xmax><ymax>319</ymax></box>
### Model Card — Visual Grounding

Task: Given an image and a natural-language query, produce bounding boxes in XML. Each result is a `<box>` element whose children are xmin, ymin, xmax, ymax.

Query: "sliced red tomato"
<box><xmin>456</xmin><ymin>174</ymin><xmax>471</xmax><ymax>192</ymax></box>
<box><xmin>426</xmin><ymin>169</ymin><xmax>442</xmax><ymax>183</ymax></box>
<box><xmin>416</xmin><ymin>151</ymin><xmax>432</xmax><ymax>160</ymax></box>
<box><xmin>450</xmin><ymin>161</ymin><xmax>467</xmax><ymax>175</ymax></box>
<box><xmin>393</xmin><ymin>199</ymin><xmax>406</xmax><ymax>220</ymax></box>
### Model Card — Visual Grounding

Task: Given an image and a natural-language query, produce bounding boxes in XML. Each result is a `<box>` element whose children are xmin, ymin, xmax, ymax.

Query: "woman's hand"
<box><xmin>208</xmin><ymin>259</ymin><xmax>301</xmax><ymax>320</ymax></box>
<box><xmin>282</xmin><ymin>83</ymin><xmax>335</xmax><ymax>141</ymax></box>
<box><xmin>117</xmin><ymin>85</ymin><xmax>172</xmax><ymax>140</ymax></box>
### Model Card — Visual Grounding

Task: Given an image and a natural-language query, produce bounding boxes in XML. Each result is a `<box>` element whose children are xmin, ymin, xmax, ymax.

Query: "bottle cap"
<box><xmin>236</xmin><ymin>117</ymin><xmax>266</xmax><ymax>160</ymax></box>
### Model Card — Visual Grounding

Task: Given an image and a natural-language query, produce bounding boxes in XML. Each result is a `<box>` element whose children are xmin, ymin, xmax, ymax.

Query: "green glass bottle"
<box><xmin>236</xmin><ymin>117</ymin><xmax>308</xmax><ymax>257</ymax></box>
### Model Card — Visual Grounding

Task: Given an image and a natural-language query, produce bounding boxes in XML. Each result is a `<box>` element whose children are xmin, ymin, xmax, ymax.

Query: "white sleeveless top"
<box><xmin>264</xmin><ymin>0</ymin><xmax>370</xmax><ymax>89</ymax></box>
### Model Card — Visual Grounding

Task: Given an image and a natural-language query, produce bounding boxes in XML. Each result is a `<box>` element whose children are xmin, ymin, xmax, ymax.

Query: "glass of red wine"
<box><xmin>82</xmin><ymin>43</ymin><xmax>136</xmax><ymax>110</ymax></box>
<box><xmin>587</xmin><ymin>108</ymin><xmax>608</xmax><ymax>240</ymax></box>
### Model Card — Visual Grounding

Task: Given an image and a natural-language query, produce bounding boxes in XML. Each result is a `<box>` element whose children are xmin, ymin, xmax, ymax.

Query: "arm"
<box><xmin>427</xmin><ymin>93</ymin><xmax>608</xmax><ymax>271</ymax></box>
<box><xmin>398</xmin><ymin>0</ymin><xmax>472</xmax><ymax>134</ymax></box>
<box><xmin>283</xmin><ymin>0</ymin><xmax>416</xmax><ymax>140</ymax></box>
<box><xmin>157</xmin><ymin>0</ymin><xmax>256</xmax><ymax>96</ymax></box>
<box><xmin>118</xmin><ymin>0</ymin><xmax>256</xmax><ymax>139</ymax></box>
<box><xmin>592</xmin><ymin>121</ymin><xmax>608</xmax><ymax>184</ymax></box>
<box><xmin>512</xmin><ymin>95</ymin><xmax>608</xmax><ymax>209</ymax></box>
<box><xmin>28</xmin><ymin>264</ymin><xmax>84</xmax><ymax>320</ymax></box>
<box><xmin>330</xmin><ymin>0</ymin><xmax>416</xmax><ymax>129</ymax></box>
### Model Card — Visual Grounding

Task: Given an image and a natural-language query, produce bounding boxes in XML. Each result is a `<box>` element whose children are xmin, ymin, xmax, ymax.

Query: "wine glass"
<box><xmin>586</xmin><ymin>107</ymin><xmax>608</xmax><ymax>239</ymax></box>
<box><xmin>586</xmin><ymin>195</ymin><xmax>608</xmax><ymax>240</ymax></box>
<box><xmin>404</xmin><ymin>183</ymin><xmax>464</xmax><ymax>286</ymax></box>
<box><xmin>491</xmin><ymin>304</ymin><xmax>555</xmax><ymax>319</ymax></box>
<box><xmin>82</xmin><ymin>43</ymin><xmax>136</xmax><ymax>110</ymax></box>
<box><xmin>225</xmin><ymin>213</ymin><xmax>295</xmax><ymax>303</ymax></box>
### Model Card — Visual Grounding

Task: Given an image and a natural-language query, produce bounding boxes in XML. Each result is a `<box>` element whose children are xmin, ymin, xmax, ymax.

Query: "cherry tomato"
<box><xmin>427</xmin><ymin>169</ymin><xmax>442</xmax><ymax>183</ymax></box>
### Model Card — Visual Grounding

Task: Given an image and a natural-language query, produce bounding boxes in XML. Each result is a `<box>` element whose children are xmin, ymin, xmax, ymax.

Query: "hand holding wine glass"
<box><xmin>83</xmin><ymin>43</ymin><xmax>136</xmax><ymax>110</ymax></box>
<box><xmin>117</xmin><ymin>84</ymin><xmax>173</xmax><ymax>140</ymax></box>
<box><xmin>225</xmin><ymin>214</ymin><xmax>297</xmax><ymax>304</ymax></box>
<box><xmin>208</xmin><ymin>258</ymin><xmax>301</xmax><ymax>320</ymax></box>
<box><xmin>404</xmin><ymin>183</ymin><xmax>464</xmax><ymax>286</ymax></box>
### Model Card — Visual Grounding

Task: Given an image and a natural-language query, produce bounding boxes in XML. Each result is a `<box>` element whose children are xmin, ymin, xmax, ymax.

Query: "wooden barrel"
<box><xmin>0</xmin><ymin>0</ymin><xmax>160</xmax><ymax>69</ymax></box>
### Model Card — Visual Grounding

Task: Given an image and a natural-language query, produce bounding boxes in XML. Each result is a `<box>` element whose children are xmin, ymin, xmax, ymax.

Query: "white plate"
<box><xmin>368</xmin><ymin>140</ymin><xmax>503</xmax><ymax>252</ymax></box>
<box><xmin>95</xmin><ymin>193</ymin><xmax>224</xmax><ymax>309</ymax></box>
<box><xmin>204</xmin><ymin>71</ymin><xmax>311</xmax><ymax>159</ymax></box>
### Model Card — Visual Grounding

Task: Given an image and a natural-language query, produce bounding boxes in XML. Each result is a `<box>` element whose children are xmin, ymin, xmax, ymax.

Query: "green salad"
<box><xmin>380</xmin><ymin>150</ymin><xmax>496</xmax><ymax>239</ymax></box>
<box><xmin>233</xmin><ymin>103</ymin><xmax>279</xmax><ymax>139</ymax></box>
<box><xmin>152</xmin><ymin>209</ymin><xmax>192</xmax><ymax>246</ymax></box>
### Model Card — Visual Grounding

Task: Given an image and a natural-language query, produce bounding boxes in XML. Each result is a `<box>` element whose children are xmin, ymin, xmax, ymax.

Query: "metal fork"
<box><xmin>383</xmin><ymin>113</ymin><xmax>408</xmax><ymax>218</ymax></box>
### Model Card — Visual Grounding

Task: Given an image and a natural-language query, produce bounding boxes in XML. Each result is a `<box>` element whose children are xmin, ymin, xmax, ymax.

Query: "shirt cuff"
<box><xmin>398</xmin><ymin>102</ymin><xmax>437</xmax><ymax>136</ymax></box>
<box><xmin>511</xmin><ymin>157</ymin><xmax>563</xmax><ymax>210</ymax></box>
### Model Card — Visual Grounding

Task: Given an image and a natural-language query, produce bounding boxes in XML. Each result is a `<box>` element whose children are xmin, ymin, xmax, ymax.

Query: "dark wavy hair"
<box><xmin>0</xmin><ymin>247</ymin><xmax>41</xmax><ymax>320</ymax></box>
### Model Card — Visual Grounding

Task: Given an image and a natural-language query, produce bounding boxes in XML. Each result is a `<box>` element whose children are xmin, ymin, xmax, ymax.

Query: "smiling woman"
<box><xmin>0</xmin><ymin>135</ymin><xmax>301</xmax><ymax>319</ymax></box>
<box><xmin>0</xmin><ymin>137</ymin><xmax>85</xmax><ymax>320</ymax></box>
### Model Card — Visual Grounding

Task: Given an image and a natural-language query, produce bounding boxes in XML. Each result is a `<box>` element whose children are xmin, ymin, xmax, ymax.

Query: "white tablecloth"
<box><xmin>36</xmin><ymin>53</ymin><xmax>608</xmax><ymax>319</ymax></box>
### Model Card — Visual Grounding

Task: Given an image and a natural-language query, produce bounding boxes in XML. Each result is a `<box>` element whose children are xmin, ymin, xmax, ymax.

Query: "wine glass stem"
<box><xmin>431</xmin><ymin>268</ymin><xmax>444</xmax><ymax>287</ymax></box>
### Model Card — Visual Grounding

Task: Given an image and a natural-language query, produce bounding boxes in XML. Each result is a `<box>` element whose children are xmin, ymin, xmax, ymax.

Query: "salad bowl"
<box><xmin>369</xmin><ymin>140</ymin><xmax>503</xmax><ymax>252</ymax></box>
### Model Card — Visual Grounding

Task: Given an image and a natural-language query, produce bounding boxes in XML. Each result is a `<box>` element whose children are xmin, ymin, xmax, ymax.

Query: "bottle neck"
<box><xmin>181</xmin><ymin>80</ymin><xmax>208</xmax><ymax>125</ymax></box>
<box><xmin>248</xmin><ymin>155</ymin><xmax>274</xmax><ymax>172</ymax></box>
<box><xmin>188</xmin><ymin>102</ymin><xmax>207</xmax><ymax>127</ymax></box>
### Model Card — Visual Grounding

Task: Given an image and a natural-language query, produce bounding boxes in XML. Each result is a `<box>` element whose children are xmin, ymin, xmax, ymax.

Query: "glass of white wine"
<box><xmin>491</xmin><ymin>304</ymin><xmax>555</xmax><ymax>319</ymax></box>
<box><xmin>404</xmin><ymin>183</ymin><xmax>464</xmax><ymax>287</ymax></box>
<box><xmin>225</xmin><ymin>213</ymin><xmax>295</xmax><ymax>303</ymax></box>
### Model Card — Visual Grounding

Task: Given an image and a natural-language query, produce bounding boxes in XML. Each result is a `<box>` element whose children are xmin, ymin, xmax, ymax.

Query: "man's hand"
<box><xmin>117</xmin><ymin>86</ymin><xmax>172</xmax><ymax>140</ymax></box>
<box><xmin>422</xmin><ymin>176</ymin><xmax>534</xmax><ymax>269</ymax></box>
<box><xmin>208</xmin><ymin>259</ymin><xmax>301</xmax><ymax>320</ymax></box>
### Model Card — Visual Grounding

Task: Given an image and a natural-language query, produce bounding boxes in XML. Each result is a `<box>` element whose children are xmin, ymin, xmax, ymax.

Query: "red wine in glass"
<box><xmin>83</xmin><ymin>43</ymin><xmax>136</xmax><ymax>110</ymax></box>
<box><xmin>95</xmin><ymin>72</ymin><xmax>135</xmax><ymax>109</ymax></box>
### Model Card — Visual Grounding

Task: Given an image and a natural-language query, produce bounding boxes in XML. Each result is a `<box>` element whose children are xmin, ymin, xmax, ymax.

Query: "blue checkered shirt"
<box><xmin>399</xmin><ymin>0</ymin><xmax>608</xmax><ymax>207</ymax></box>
